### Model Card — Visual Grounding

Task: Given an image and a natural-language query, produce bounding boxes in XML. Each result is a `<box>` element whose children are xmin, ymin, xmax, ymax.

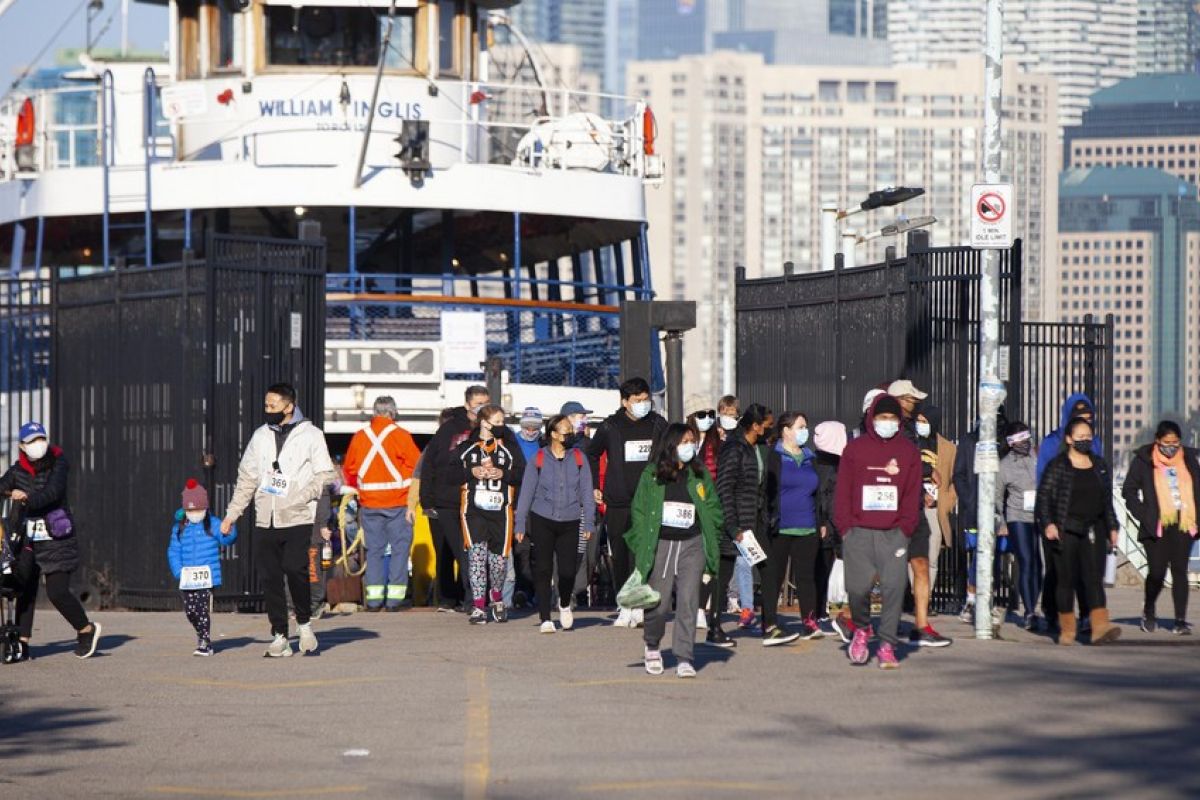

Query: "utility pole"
<box><xmin>975</xmin><ymin>0</ymin><xmax>1006</xmax><ymax>641</ymax></box>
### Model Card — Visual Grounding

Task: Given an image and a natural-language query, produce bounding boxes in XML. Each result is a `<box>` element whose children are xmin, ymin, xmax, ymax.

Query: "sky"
<box><xmin>0</xmin><ymin>0</ymin><xmax>168</xmax><ymax>90</ymax></box>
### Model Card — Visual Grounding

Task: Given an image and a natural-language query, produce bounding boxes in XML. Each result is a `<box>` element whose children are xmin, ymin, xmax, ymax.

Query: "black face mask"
<box><xmin>1071</xmin><ymin>439</ymin><xmax>1093</xmax><ymax>455</ymax></box>
<box><xmin>265</xmin><ymin>411</ymin><xmax>287</xmax><ymax>427</ymax></box>
<box><xmin>1159</xmin><ymin>444</ymin><xmax>1181</xmax><ymax>459</ymax></box>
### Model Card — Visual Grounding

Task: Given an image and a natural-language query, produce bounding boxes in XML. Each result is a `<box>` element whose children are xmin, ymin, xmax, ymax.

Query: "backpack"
<box><xmin>535</xmin><ymin>447</ymin><xmax>584</xmax><ymax>471</ymax></box>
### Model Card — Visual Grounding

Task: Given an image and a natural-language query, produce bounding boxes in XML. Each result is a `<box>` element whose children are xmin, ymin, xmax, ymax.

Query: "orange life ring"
<box><xmin>643</xmin><ymin>106</ymin><xmax>657</xmax><ymax>156</ymax></box>
<box><xmin>15</xmin><ymin>98</ymin><xmax>34</xmax><ymax>148</ymax></box>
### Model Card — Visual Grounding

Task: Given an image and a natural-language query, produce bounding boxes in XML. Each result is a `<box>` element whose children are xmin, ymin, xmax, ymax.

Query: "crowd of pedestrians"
<box><xmin>1</xmin><ymin>375</ymin><xmax>1194</xmax><ymax>672</ymax></box>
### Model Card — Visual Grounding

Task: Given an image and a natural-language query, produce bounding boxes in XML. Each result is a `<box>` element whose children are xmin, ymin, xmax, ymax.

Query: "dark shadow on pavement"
<box><xmin>30</xmin><ymin>633</ymin><xmax>137</xmax><ymax>660</ymax></box>
<box><xmin>0</xmin><ymin>696</ymin><xmax>124</xmax><ymax>770</ymax></box>
<box><xmin>305</xmin><ymin>626</ymin><xmax>380</xmax><ymax>654</ymax></box>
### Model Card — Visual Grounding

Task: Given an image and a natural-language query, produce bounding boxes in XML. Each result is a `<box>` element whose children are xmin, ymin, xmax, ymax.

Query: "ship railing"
<box><xmin>326</xmin><ymin>272</ymin><xmax>641</xmax><ymax>389</ymax></box>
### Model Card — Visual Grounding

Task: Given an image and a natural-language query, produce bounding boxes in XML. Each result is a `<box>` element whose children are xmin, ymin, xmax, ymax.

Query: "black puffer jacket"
<box><xmin>813</xmin><ymin>451</ymin><xmax>842</xmax><ymax>556</ymax></box>
<box><xmin>716</xmin><ymin>429</ymin><xmax>765</xmax><ymax>556</ymax></box>
<box><xmin>1122</xmin><ymin>444</ymin><xmax>1200</xmax><ymax>542</ymax></box>
<box><xmin>1035</xmin><ymin>450</ymin><xmax>1119</xmax><ymax>536</ymax></box>
<box><xmin>0</xmin><ymin>447</ymin><xmax>78</xmax><ymax>573</ymax></box>
<box><xmin>420</xmin><ymin>407</ymin><xmax>474</xmax><ymax>511</ymax></box>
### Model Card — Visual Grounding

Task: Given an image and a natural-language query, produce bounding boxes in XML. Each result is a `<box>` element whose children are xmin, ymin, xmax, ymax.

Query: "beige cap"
<box><xmin>887</xmin><ymin>379</ymin><xmax>928</xmax><ymax>400</ymax></box>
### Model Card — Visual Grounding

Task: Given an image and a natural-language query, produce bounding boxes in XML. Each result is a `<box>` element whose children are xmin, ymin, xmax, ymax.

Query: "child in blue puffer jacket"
<box><xmin>167</xmin><ymin>479</ymin><xmax>236</xmax><ymax>656</ymax></box>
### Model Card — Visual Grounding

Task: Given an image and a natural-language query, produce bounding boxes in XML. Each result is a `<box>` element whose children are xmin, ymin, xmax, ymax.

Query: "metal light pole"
<box><xmin>975</xmin><ymin>0</ymin><xmax>1006</xmax><ymax>641</ymax></box>
<box><xmin>841</xmin><ymin>229</ymin><xmax>858</xmax><ymax>270</ymax></box>
<box><xmin>821</xmin><ymin>196</ymin><xmax>839</xmax><ymax>270</ymax></box>
<box><xmin>824</xmin><ymin>187</ymin><xmax>925</xmax><ymax>271</ymax></box>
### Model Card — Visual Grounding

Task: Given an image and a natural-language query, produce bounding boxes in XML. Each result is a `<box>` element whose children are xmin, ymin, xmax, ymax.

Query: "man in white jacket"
<box><xmin>222</xmin><ymin>383</ymin><xmax>337</xmax><ymax>657</ymax></box>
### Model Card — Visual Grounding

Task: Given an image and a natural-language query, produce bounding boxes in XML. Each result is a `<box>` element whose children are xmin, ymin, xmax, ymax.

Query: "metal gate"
<box><xmin>52</xmin><ymin>233</ymin><xmax>326</xmax><ymax>609</ymax></box>
<box><xmin>735</xmin><ymin>234</ymin><xmax>1115</xmax><ymax>613</ymax></box>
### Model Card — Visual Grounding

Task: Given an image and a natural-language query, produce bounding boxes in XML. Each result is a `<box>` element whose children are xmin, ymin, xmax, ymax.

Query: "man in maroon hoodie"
<box><xmin>834</xmin><ymin>394</ymin><xmax>922</xmax><ymax>669</ymax></box>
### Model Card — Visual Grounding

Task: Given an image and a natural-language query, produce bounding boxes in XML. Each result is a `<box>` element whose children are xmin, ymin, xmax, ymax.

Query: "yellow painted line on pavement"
<box><xmin>150</xmin><ymin>676</ymin><xmax>390</xmax><ymax>691</ymax></box>
<box><xmin>149</xmin><ymin>786</ymin><xmax>365</xmax><ymax>798</ymax></box>
<box><xmin>578</xmin><ymin>779</ymin><xmax>785</xmax><ymax>793</ymax></box>
<box><xmin>562</xmin><ymin>678</ymin><xmax>699</xmax><ymax>687</ymax></box>
<box><xmin>464</xmin><ymin>667</ymin><xmax>490</xmax><ymax>800</ymax></box>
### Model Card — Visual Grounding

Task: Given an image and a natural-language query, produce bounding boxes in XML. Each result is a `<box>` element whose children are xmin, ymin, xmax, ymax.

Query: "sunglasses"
<box><xmin>693</xmin><ymin>410</ymin><xmax>716</xmax><ymax>420</ymax></box>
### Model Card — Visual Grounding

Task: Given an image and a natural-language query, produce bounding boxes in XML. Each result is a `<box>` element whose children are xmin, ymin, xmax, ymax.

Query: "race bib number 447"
<box><xmin>863</xmin><ymin>485</ymin><xmax>898</xmax><ymax>512</ymax></box>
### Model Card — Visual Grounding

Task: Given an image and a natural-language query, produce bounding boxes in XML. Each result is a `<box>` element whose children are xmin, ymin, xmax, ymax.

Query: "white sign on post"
<box><xmin>441</xmin><ymin>311</ymin><xmax>487</xmax><ymax>374</ymax></box>
<box><xmin>970</xmin><ymin>183</ymin><xmax>1013</xmax><ymax>249</ymax></box>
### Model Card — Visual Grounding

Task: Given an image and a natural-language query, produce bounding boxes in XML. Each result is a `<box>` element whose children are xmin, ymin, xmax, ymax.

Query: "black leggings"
<box><xmin>761</xmin><ymin>534</ymin><xmax>822</xmax><ymax>628</ymax></box>
<box><xmin>257</xmin><ymin>524</ymin><xmax>312</xmax><ymax>636</ymax></box>
<box><xmin>530</xmin><ymin>513</ymin><xmax>579</xmax><ymax>621</ymax></box>
<box><xmin>1049</xmin><ymin>529</ymin><xmax>1106</xmax><ymax>616</ymax></box>
<box><xmin>1144</xmin><ymin>527</ymin><xmax>1192</xmax><ymax>621</ymax></box>
<box><xmin>18</xmin><ymin>567</ymin><xmax>90</xmax><ymax>638</ymax></box>
<box><xmin>430</xmin><ymin>507</ymin><xmax>470</xmax><ymax>607</ymax></box>
<box><xmin>182</xmin><ymin>588</ymin><xmax>213</xmax><ymax>644</ymax></box>
<box><xmin>700</xmin><ymin>552</ymin><xmax>737</xmax><ymax>624</ymax></box>
<box><xmin>604</xmin><ymin>506</ymin><xmax>634</xmax><ymax>594</ymax></box>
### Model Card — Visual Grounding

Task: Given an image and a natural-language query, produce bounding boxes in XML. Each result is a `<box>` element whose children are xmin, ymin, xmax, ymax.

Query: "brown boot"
<box><xmin>1057</xmin><ymin>613</ymin><xmax>1076</xmax><ymax>645</ymax></box>
<box><xmin>1089</xmin><ymin>608</ymin><xmax>1121</xmax><ymax>645</ymax></box>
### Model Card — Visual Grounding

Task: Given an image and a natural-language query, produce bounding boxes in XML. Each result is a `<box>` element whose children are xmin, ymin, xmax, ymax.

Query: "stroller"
<box><xmin>1</xmin><ymin>499</ymin><xmax>27</xmax><ymax>664</ymax></box>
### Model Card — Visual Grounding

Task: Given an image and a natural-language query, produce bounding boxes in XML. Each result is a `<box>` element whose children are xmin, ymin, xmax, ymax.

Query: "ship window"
<box><xmin>438</xmin><ymin>0</ymin><xmax>465</xmax><ymax>76</ymax></box>
<box><xmin>211</xmin><ymin>3</ymin><xmax>244</xmax><ymax>71</ymax></box>
<box><xmin>178</xmin><ymin>0</ymin><xmax>201</xmax><ymax>80</ymax></box>
<box><xmin>265</xmin><ymin>6</ymin><xmax>416</xmax><ymax>69</ymax></box>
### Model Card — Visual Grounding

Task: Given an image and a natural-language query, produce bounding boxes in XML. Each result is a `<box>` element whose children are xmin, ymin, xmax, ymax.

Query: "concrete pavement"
<box><xmin>2</xmin><ymin>586</ymin><xmax>1198</xmax><ymax>799</ymax></box>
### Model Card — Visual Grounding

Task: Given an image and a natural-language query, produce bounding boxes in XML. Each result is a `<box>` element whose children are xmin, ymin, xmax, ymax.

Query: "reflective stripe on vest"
<box><xmin>358</xmin><ymin>423</ymin><xmax>412</xmax><ymax>493</ymax></box>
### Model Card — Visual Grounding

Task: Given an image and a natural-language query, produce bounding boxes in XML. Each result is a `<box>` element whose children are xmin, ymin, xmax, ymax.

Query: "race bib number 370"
<box><xmin>180</xmin><ymin>565</ymin><xmax>213</xmax><ymax>591</ymax></box>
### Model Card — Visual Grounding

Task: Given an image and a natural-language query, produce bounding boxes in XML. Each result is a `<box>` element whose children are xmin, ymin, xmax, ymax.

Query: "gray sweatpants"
<box><xmin>643</xmin><ymin>536</ymin><xmax>706</xmax><ymax>665</ymax></box>
<box><xmin>844</xmin><ymin>527</ymin><xmax>910</xmax><ymax>646</ymax></box>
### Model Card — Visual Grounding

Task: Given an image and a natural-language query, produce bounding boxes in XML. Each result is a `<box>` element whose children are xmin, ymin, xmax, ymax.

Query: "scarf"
<box><xmin>1152</xmin><ymin>446</ymin><xmax>1197</xmax><ymax>536</ymax></box>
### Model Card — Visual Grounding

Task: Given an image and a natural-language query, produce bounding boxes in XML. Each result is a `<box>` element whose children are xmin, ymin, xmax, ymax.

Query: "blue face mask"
<box><xmin>874</xmin><ymin>420</ymin><xmax>900</xmax><ymax>440</ymax></box>
<box><xmin>794</xmin><ymin>427</ymin><xmax>809</xmax><ymax>447</ymax></box>
<box><xmin>676</xmin><ymin>443</ymin><xmax>697</xmax><ymax>463</ymax></box>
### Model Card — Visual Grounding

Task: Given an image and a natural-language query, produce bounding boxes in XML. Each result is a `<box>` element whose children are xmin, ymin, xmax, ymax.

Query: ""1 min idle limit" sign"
<box><xmin>970</xmin><ymin>183</ymin><xmax>1013</xmax><ymax>249</ymax></box>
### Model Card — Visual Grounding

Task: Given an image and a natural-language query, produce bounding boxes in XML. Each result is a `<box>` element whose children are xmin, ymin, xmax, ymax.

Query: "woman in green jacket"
<box><xmin>625</xmin><ymin>423</ymin><xmax>723</xmax><ymax>678</ymax></box>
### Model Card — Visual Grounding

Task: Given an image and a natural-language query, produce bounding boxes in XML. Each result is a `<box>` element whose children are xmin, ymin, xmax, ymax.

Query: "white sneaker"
<box><xmin>631</xmin><ymin>608</ymin><xmax>644</xmax><ymax>628</ymax></box>
<box><xmin>676</xmin><ymin>661</ymin><xmax>697</xmax><ymax>679</ymax></box>
<box><xmin>298</xmin><ymin>623</ymin><xmax>318</xmax><ymax>654</ymax></box>
<box><xmin>559</xmin><ymin>605</ymin><xmax>574</xmax><ymax>631</ymax></box>
<box><xmin>265</xmin><ymin>634</ymin><xmax>292</xmax><ymax>658</ymax></box>
<box><xmin>613</xmin><ymin>607</ymin><xmax>633</xmax><ymax>627</ymax></box>
<box><xmin>959</xmin><ymin>603</ymin><xmax>975</xmax><ymax>624</ymax></box>
<box><xmin>644</xmin><ymin>646</ymin><xmax>664</xmax><ymax>675</ymax></box>
<box><xmin>696</xmin><ymin>610</ymin><xmax>708</xmax><ymax>630</ymax></box>
<box><xmin>539</xmin><ymin>620</ymin><xmax>556</xmax><ymax>634</ymax></box>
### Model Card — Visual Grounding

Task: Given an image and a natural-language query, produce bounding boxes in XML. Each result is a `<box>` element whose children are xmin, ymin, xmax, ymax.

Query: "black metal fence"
<box><xmin>51</xmin><ymin>233</ymin><xmax>326</xmax><ymax>609</ymax></box>
<box><xmin>0</xmin><ymin>278</ymin><xmax>51</xmax><ymax>458</ymax></box>
<box><xmin>736</xmin><ymin>234</ymin><xmax>1115</xmax><ymax>613</ymax></box>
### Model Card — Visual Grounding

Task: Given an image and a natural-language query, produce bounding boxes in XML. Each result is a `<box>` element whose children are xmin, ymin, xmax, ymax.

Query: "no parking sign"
<box><xmin>970</xmin><ymin>183</ymin><xmax>1013</xmax><ymax>249</ymax></box>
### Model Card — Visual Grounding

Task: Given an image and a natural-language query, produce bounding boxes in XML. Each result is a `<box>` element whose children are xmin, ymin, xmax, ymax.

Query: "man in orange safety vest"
<box><xmin>343</xmin><ymin>396</ymin><xmax>422</xmax><ymax>610</ymax></box>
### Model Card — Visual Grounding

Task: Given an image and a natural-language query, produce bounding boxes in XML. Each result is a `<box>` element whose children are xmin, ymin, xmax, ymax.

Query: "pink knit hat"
<box><xmin>181</xmin><ymin>479</ymin><xmax>209</xmax><ymax>511</ymax></box>
<box><xmin>813</xmin><ymin>421</ymin><xmax>848</xmax><ymax>457</ymax></box>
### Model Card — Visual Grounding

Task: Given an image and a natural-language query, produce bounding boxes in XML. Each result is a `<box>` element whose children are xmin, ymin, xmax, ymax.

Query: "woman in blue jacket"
<box><xmin>167</xmin><ymin>480</ymin><xmax>236</xmax><ymax>656</ymax></box>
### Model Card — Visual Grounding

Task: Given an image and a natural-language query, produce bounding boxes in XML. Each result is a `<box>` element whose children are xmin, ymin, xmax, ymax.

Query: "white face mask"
<box><xmin>519</xmin><ymin>427</ymin><xmax>540</xmax><ymax>442</ymax></box>
<box><xmin>916</xmin><ymin>422</ymin><xmax>931</xmax><ymax>438</ymax></box>
<box><xmin>629</xmin><ymin>400</ymin><xmax>652</xmax><ymax>420</ymax></box>
<box><xmin>874</xmin><ymin>420</ymin><xmax>901</xmax><ymax>440</ymax></box>
<box><xmin>695</xmin><ymin>416</ymin><xmax>715</xmax><ymax>433</ymax></box>
<box><xmin>676</xmin><ymin>442</ymin><xmax>697</xmax><ymax>463</ymax></box>
<box><xmin>185</xmin><ymin>510</ymin><xmax>207</xmax><ymax>524</ymax></box>
<box><xmin>719</xmin><ymin>415</ymin><xmax>739</xmax><ymax>431</ymax></box>
<box><xmin>23</xmin><ymin>440</ymin><xmax>48</xmax><ymax>461</ymax></box>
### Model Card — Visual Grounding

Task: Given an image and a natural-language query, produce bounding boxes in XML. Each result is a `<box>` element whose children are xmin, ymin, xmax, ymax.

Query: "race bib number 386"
<box><xmin>661</xmin><ymin>501</ymin><xmax>695</xmax><ymax>529</ymax></box>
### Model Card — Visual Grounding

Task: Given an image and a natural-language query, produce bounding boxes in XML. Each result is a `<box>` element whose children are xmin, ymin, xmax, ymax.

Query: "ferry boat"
<box><xmin>0</xmin><ymin>0</ymin><xmax>663</xmax><ymax>437</ymax></box>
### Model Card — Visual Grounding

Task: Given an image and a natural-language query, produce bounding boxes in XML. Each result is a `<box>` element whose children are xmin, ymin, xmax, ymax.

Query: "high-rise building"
<box><xmin>1137</xmin><ymin>0</ymin><xmax>1200</xmax><ymax>75</ymax></box>
<box><xmin>1056</xmin><ymin>167</ymin><xmax>1200</xmax><ymax>454</ymax></box>
<box><xmin>829</xmin><ymin>0</ymin><xmax>888</xmax><ymax>38</ymax></box>
<box><xmin>636</xmin><ymin>0</ymin><xmax>718</xmax><ymax>61</ymax></box>
<box><xmin>505</xmin><ymin>0</ymin><xmax>608</xmax><ymax>85</ymax></box>
<box><xmin>1063</xmin><ymin>73</ymin><xmax>1200</xmax><ymax>191</ymax></box>
<box><xmin>629</xmin><ymin>51</ymin><xmax>1060</xmax><ymax>399</ymax></box>
<box><xmin>889</xmin><ymin>0</ymin><xmax>1138</xmax><ymax>130</ymax></box>
<box><xmin>605</xmin><ymin>0</ymin><xmax>639</xmax><ymax>98</ymax></box>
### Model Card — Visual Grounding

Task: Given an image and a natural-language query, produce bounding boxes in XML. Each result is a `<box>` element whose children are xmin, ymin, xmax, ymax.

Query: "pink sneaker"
<box><xmin>848</xmin><ymin>627</ymin><xmax>870</xmax><ymax>665</ymax></box>
<box><xmin>877</xmin><ymin>642</ymin><xmax>899</xmax><ymax>670</ymax></box>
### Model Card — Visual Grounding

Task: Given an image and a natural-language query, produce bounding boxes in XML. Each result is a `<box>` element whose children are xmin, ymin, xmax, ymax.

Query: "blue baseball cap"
<box><xmin>560</xmin><ymin>401</ymin><xmax>592</xmax><ymax>416</ymax></box>
<box><xmin>19</xmin><ymin>421</ymin><xmax>47</xmax><ymax>443</ymax></box>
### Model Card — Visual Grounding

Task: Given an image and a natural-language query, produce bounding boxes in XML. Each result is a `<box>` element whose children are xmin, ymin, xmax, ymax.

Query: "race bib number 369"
<box><xmin>261</xmin><ymin>471</ymin><xmax>290</xmax><ymax>497</ymax></box>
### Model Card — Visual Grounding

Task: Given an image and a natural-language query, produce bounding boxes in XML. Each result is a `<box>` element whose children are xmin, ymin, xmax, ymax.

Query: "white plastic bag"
<box><xmin>616</xmin><ymin>569</ymin><xmax>661</xmax><ymax>610</ymax></box>
<box><xmin>827</xmin><ymin>558</ymin><xmax>848</xmax><ymax>605</ymax></box>
<box><xmin>1104</xmin><ymin>551</ymin><xmax>1118</xmax><ymax>587</ymax></box>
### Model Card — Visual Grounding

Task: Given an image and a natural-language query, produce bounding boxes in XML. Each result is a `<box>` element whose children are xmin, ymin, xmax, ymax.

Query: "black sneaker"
<box><xmin>3</xmin><ymin>639</ymin><xmax>28</xmax><ymax>663</ymax></box>
<box><xmin>704</xmin><ymin>626</ymin><xmax>737</xmax><ymax>648</ymax></box>
<box><xmin>1140</xmin><ymin>615</ymin><xmax>1157</xmax><ymax>633</ymax></box>
<box><xmin>830</xmin><ymin>616</ymin><xmax>854</xmax><ymax>644</ymax></box>
<box><xmin>762</xmin><ymin>626</ymin><xmax>801</xmax><ymax>647</ymax></box>
<box><xmin>490</xmin><ymin>602</ymin><xmax>508</xmax><ymax>624</ymax></box>
<box><xmin>75</xmin><ymin>622</ymin><xmax>101</xmax><ymax>659</ymax></box>
<box><xmin>468</xmin><ymin>607</ymin><xmax>488</xmax><ymax>625</ymax></box>
<box><xmin>1174</xmin><ymin>620</ymin><xmax>1192</xmax><ymax>636</ymax></box>
<box><xmin>909</xmin><ymin>625</ymin><xmax>953</xmax><ymax>648</ymax></box>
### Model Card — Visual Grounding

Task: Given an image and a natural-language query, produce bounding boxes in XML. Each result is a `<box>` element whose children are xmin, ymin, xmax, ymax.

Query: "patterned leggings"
<box><xmin>182</xmin><ymin>589</ymin><xmax>212</xmax><ymax>646</ymax></box>
<box><xmin>467</xmin><ymin>544</ymin><xmax>507</xmax><ymax>608</ymax></box>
